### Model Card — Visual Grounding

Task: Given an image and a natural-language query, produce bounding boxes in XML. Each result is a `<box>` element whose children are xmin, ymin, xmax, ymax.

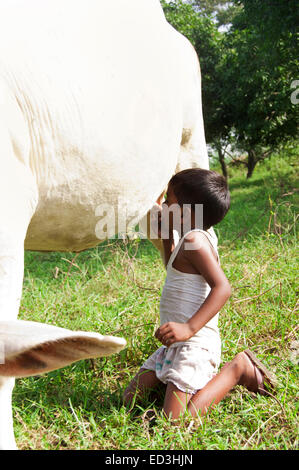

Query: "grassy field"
<box><xmin>14</xmin><ymin>149</ymin><xmax>298</xmax><ymax>450</ymax></box>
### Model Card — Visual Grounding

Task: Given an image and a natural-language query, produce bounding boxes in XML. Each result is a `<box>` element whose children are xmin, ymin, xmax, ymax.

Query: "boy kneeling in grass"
<box><xmin>123</xmin><ymin>168</ymin><xmax>277</xmax><ymax>420</ymax></box>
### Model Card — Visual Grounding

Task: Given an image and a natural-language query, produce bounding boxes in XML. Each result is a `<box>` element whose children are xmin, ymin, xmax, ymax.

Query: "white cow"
<box><xmin>0</xmin><ymin>0</ymin><xmax>208</xmax><ymax>449</ymax></box>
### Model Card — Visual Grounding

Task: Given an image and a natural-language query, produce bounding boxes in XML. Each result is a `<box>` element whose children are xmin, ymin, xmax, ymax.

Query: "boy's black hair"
<box><xmin>168</xmin><ymin>168</ymin><xmax>230</xmax><ymax>230</ymax></box>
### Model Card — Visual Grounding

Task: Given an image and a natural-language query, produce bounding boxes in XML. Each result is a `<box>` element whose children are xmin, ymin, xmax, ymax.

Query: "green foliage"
<box><xmin>160</xmin><ymin>1</ymin><xmax>204</xmax><ymax>42</ymax></box>
<box><xmin>224</xmin><ymin>0</ymin><xmax>299</xmax><ymax>148</ymax></box>
<box><xmin>186</xmin><ymin>0</ymin><xmax>237</xmax><ymax>20</ymax></box>
<box><xmin>185</xmin><ymin>0</ymin><xmax>242</xmax><ymax>27</ymax></box>
<box><xmin>218</xmin><ymin>0</ymin><xmax>299</xmax><ymax>176</ymax></box>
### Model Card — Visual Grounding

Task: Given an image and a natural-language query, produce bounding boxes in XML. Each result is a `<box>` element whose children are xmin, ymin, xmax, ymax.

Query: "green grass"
<box><xmin>13</xmin><ymin>149</ymin><xmax>298</xmax><ymax>450</ymax></box>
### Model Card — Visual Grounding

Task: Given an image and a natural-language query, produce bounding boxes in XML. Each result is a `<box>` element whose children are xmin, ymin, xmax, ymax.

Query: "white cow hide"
<box><xmin>0</xmin><ymin>0</ymin><xmax>208</xmax><ymax>449</ymax></box>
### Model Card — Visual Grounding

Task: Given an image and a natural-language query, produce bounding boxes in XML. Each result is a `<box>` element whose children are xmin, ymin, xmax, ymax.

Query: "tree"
<box><xmin>185</xmin><ymin>0</ymin><xmax>241</xmax><ymax>28</ymax></box>
<box><xmin>220</xmin><ymin>0</ymin><xmax>299</xmax><ymax>177</ymax></box>
<box><xmin>186</xmin><ymin>0</ymin><xmax>230</xmax><ymax>16</ymax></box>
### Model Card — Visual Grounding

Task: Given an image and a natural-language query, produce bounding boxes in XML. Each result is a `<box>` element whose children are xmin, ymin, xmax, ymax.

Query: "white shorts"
<box><xmin>141</xmin><ymin>343</ymin><xmax>221</xmax><ymax>395</ymax></box>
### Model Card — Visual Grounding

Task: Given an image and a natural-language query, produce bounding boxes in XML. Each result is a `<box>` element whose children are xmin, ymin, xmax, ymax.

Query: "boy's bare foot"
<box><xmin>238</xmin><ymin>349</ymin><xmax>278</xmax><ymax>395</ymax></box>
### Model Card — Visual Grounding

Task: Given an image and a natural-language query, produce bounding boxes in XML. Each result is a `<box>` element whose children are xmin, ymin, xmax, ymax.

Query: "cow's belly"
<box><xmin>22</xmin><ymin>88</ymin><xmax>182</xmax><ymax>252</ymax></box>
<box><xmin>23</xmin><ymin>89</ymin><xmax>182</xmax><ymax>253</ymax></box>
<box><xmin>22</xmin><ymin>127</ymin><xmax>171</xmax><ymax>250</ymax></box>
<box><xmin>25</xmin><ymin>195</ymin><xmax>108</xmax><ymax>252</ymax></box>
<box><xmin>24</xmin><ymin>169</ymin><xmax>158</xmax><ymax>252</ymax></box>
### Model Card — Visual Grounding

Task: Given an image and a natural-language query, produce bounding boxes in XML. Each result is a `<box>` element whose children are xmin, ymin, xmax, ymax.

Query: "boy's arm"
<box><xmin>155</xmin><ymin>233</ymin><xmax>231</xmax><ymax>345</ymax></box>
<box><xmin>186</xmin><ymin>233</ymin><xmax>231</xmax><ymax>334</ymax></box>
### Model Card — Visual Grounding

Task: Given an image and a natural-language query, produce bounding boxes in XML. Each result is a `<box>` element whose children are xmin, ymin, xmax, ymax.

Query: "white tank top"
<box><xmin>159</xmin><ymin>228</ymin><xmax>221</xmax><ymax>352</ymax></box>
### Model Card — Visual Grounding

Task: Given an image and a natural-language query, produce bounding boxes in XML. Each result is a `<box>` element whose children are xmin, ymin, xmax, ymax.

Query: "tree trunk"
<box><xmin>216</xmin><ymin>143</ymin><xmax>228</xmax><ymax>180</ymax></box>
<box><xmin>247</xmin><ymin>149</ymin><xmax>257</xmax><ymax>178</ymax></box>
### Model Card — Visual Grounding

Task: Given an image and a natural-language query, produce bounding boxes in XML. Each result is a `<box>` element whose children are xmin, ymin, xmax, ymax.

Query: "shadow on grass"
<box><xmin>217</xmin><ymin>168</ymin><xmax>298</xmax><ymax>244</ymax></box>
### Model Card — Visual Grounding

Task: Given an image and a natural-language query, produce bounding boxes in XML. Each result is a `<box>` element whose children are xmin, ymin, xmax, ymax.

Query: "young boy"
<box><xmin>123</xmin><ymin>168</ymin><xmax>277</xmax><ymax>420</ymax></box>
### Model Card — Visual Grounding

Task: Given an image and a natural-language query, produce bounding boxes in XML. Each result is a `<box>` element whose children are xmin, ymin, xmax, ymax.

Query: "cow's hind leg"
<box><xmin>0</xmin><ymin>112</ymin><xmax>38</xmax><ymax>449</ymax></box>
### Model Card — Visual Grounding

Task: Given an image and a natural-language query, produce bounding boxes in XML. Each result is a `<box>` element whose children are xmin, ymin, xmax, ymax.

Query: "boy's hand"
<box><xmin>155</xmin><ymin>322</ymin><xmax>194</xmax><ymax>346</ymax></box>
